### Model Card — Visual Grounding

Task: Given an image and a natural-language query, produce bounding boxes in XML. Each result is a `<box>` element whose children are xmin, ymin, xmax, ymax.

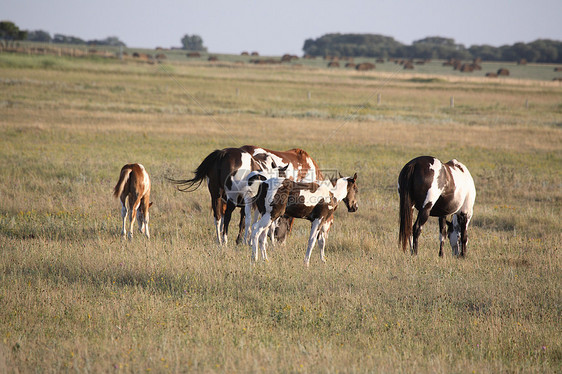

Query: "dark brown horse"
<box><xmin>168</xmin><ymin>145</ymin><xmax>323</xmax><ymax>245</ymax></box>
<box><xmin>398</xmin><ymin>156</ymin><xmax>476</xmax><ymax>257</ymax></box>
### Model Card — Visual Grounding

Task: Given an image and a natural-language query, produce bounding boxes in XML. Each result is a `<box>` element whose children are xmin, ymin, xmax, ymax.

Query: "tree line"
<box><xmin>303</xmin><ymin>33</ymin><xmax>562</xmax><ymax>63</ymax></box>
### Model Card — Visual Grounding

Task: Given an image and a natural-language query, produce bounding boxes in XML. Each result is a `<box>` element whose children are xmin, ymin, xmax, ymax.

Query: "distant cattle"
<box><xmin>251</xmin><ymin>51</ymin><xmax>259</xmax><ymax>56</ymax></box>
<box><xmin>376</xmin><ymin>58</ymin><xmax>385</xmax><ymax>63</ymax></box>
<box><xmin>186</xmin><ymin>52</ymin><xmax>201</xmax><ymax>58</ymax></box>
<box><xmin>518</xmin><ymin>59</ymin><xmax>527</xmax><ymax>65</ymax></box>
<box><xmin>345</xmin><ymin>62</ymin><xmax>356</xmax><ymax>68</ymax></box>
<box><xmin>355</xmin><ymin>62</ymin><xmax>375</xmax><ymax>71</ymax></box>
<box><xmin>327</xmin><ymin>61</ymin><xmax>340</xmax><ymax>68</ymax></box>
<box><xmin>303</xmin><ymin>54</ymin><xmax>316</xmax><ymax>59</ymax></box>
<box><xmin>281</xmin><ymin>54</ymin><xmax>298</xmax><ymax>62</ymax></box>
<box><xmin>208</xmin><ymin>56</ymin><xmax>218</xmax><ymax>61</ymax></box>
<box><xmin>497</xmin><ymin>68</ymin><xmax>510</xmax><ymax>76</ymax></box>
<box><xmin>252</xmin><ymin>58</ymin><xmax>279</xmax><ymax>65</ymax></box>
<box><xmin>554</xmin><ymin>67</ymin><xmax>562</xmax><ymax>72</ymax></box>
<box><xmin>485</xmin><ymin>72</ymin><xmax>498</xmax><ymax>78</ymax></box>
<box><xmin>403</xmin><ymin>62</ymin><xmax>414</xmax><ymax>70</ymax></box>
<box><xmin>460</xmin><ymin>64</ymin><xmax>474</xmax><ymax>72</ymax></box>
<box><xmin>241</xmin><ymin>51</ymin><xmax>249</xmax><ymax>56</ymax></box>
<box><xmin>553</xmin><ymin>78</ymin><xmax>562</xmax><ymax>82</ymax></box>
<box><xmin>155</xmin><ymin>53</ymin><xmax>167</xmax><ymax>60</ymax></box>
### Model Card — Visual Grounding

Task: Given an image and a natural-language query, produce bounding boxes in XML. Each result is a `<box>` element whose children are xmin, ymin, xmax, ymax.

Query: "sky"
<box><xmin>2</xmin><ymin>0</ymin><xmax>561</xmax><ymax>55</ymax></box>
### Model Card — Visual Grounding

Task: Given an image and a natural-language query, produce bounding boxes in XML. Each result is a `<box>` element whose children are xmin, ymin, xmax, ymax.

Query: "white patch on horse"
<box><xmin>423</xmin><ymin>159</ymin><xmax>443</xmax><ymax>209</ymax></box>
<box><xmin>302</xmin><ymin>157</ymin><xmax>317</xmax><ymax>183</ymax></box>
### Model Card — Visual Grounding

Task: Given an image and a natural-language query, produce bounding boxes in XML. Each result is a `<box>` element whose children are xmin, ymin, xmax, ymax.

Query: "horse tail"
<box><xmin>167</xmin><ymin>149</ymin><xmax>226</xmax><ymax>192</ymax></box>
<box><xmin>113</xmin><ymin>166</ymin><xmax>132</xmax><ymax>199</ymax></box>
<box><xmin>398</xmin><ymin>162</ymin><xmax>415</xmax><ymax>252</ymax></box>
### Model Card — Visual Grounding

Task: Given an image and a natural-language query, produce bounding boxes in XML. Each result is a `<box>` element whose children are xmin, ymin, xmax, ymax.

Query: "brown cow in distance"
<box><xmin>356</xmin><ymin>62</ymin><xmax>375</xmax><ymax>71</ymax></box>
<box><xmin>497</xmin><ymin>68</ymin><xmax>510</xmax><ymax>76</ymax></box>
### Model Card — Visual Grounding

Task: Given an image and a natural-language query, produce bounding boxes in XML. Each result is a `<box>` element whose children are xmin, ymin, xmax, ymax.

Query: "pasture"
<box><xmin>0</xmin><ymin>53</ymin><xmax>561</xmax><ymax>373</ymax></box>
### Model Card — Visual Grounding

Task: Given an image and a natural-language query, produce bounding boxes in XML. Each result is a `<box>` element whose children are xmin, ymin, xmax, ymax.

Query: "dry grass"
<box><xmin>0</xmin><ymin>54</ymin><xmax>561</xmax><ymax>373</ymax></box>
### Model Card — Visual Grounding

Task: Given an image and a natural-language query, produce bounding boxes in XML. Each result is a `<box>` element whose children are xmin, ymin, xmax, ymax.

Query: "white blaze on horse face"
<box><xmin>423</xmin><ymin>159</ymin><xmax>443</xmax><ymax>209</ymax></box>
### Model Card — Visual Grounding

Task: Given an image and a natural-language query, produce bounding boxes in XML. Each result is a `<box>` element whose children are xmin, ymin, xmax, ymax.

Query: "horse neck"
<box><xmin>330</xmin><ymin>178</ymin><xmax>348</xmax><ymax>202</ymax></box>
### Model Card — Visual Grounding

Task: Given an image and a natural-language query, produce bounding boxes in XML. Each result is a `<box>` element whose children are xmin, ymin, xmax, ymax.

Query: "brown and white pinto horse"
<box><xmin>250</xmin><ymin>174</ymin><xmax>358</xmax><ymax>266</ymax></box>
<box><xmin>113</xmin><ymin>163</ymin><xmax>152</xmax><ymax>239</ymax></box>
<box><xmin>398</xmin><ymin>156</ymin><xmax>476</xmax><ymax>257</ymax></box>
<box><xmin>168</xmin><ymin>145</ymin><xmax>323</xmax><ymax>245</ymax></box>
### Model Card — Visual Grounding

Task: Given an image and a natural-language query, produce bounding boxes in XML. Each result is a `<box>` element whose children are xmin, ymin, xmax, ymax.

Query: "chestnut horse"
<box><xmin>113</xmin><ymin>163</ymin><xmax>152</xmax><ymax>239</ymax></box>
<box><xmin>168</xmin><ymin>145</ymin><xmax>323</xmax><ymax>245</ymax></box>
<box><xmin>398</xmin><ymin>156</ymin><xmax>476</xmax><ymax>257</ymax></box>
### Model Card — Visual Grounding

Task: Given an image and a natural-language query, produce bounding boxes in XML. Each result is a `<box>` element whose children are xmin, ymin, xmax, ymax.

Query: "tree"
<box><xmin>181</xmin><ymin>34</ymin><xmax>206</xmax><ymax>51</ymax></box>
<box><xmin>0</xmin><ymin>21</ymin><xmax>27</xmax><ymax>43</ymax></box>
<box><xmin>87</xmin><ymin>36</ymin><xmax>126</xmax><ymax>47</ymax></box>
<box><xmin>52</xmin><ymin>34</ymin><xmax>86</xmax><ymax>45</ymax></box>
<box><xmin>27</xmin><ymin>30</ymin><xmax>52</xmax><ymax>43</ymax></box>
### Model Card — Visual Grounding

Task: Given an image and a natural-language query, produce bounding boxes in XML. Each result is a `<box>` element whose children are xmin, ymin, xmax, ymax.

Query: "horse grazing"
<box><xmin>250</xmin><ymin>173</ymin><xmax>358</xmax><ymax>267</ymax></box>
<box><xmin>168</xmin><ymin>145</ymin><xmax>323</xmax><ymax>245</ymax></box>
<box><xmin>398</xmin><ymin>156</ymin><xmax>475</xmax><ymax>257</ymax></box>
<box><xmin>113</xmin><ymin>163</ymin><xmax>152</xmax><ymax>239</ymax></box>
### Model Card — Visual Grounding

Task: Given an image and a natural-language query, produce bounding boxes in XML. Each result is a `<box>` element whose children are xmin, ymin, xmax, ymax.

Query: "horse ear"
<box><xmin>353</xmin><ymin>172</ymin><xmax>358</xmax><ymax>181</ymax></box>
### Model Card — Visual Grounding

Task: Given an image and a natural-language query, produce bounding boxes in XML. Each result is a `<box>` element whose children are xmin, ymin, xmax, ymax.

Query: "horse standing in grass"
<box><xmin>398</xmin><ymin>156</ymin><xmax>476</xmax><ymax>257</ymax></box>
<box><xmin>250</xmin><ymin>173</ymin><xmax>358</xmax><ymax>267</ymax></box>
<box><xmin>113</xmin><ymin>163</ymin><xmax>152</xmax><ymax>239</ymax></box>
<box><xmin>168</xmin><ymin>145</ymin><xmax>323</xmax><ymax>245</ymax></box>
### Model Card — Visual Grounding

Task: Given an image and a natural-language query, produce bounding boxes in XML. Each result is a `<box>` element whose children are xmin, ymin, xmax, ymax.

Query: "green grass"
<box><xmin>0</xmin><ymin>52</ymin><xmax>561</xmax><ymax>373</ymax></box>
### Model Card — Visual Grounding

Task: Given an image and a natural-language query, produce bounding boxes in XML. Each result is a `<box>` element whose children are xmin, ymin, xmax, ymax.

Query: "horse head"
<box><xmin>342</xmin><ymin>173</ymin><xmax>359</xmax><ymax>213</ymax></box>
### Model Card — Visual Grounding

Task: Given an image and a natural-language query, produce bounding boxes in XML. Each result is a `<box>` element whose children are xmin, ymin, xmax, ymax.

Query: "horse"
<box><xmin>398</xmin><ymin>156</ymin><xmax>476</xmax><ymax>257</ymax></box>
<box><xmin>168</xmin><ymin>145</ymin><xmax>323</xmax><ymax>245</ymax></box>
<box><xmin>249</xmin><ymin>173</ymin><xmax>358</xmax><ymax>266</ymax></box>
<box><xmin>113</xmin><ymin>163</ymin><xmax>153</xmax><ymax>239</ymax></box>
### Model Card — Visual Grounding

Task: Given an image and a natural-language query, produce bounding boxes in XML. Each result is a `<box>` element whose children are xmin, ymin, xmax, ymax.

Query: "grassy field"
<box><xmin>0</xmin><ymin>53</ymin><xmax>561</xmax><ymax>373</ymax></box>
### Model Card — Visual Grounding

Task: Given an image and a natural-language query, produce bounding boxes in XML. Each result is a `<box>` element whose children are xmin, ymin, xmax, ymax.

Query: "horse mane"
<box><xmin>167</xmin><ymin>149</ymin><xmax>227</xmax><ymax>192</ymax></box>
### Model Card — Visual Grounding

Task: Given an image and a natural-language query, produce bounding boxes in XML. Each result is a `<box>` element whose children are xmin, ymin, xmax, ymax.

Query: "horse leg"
<box><xmin>211</xmin><ymin>193</ymin><xmax>224</xmax><ymax>245</ymax></box>
<box><xmin>120</xmin><ymin>196</ymin><xmax>128</xmax><ymax>239</ymax></box>
<box><xmin>459</xmin><ymin>213</ymin><xmax>469</xmax><ymax>258</ymax></box>
<box><xmin>304</xmin><ymin>219</ymin><xmax>322</xmax><ymax>267</ymax></box>
<box><xmin>235</xmin><ymin>207</ymin><xmax>246</xmax><ymax>245</ymax></box>
<box><xmin>128</xmin><ymin>195</ymin><xmax>140</xmax><ymax>240</ymax></box>
<box><xmin>251</xmin><ymin>213</ymin><xmax>270</xmax><ymax>262</ymax></box>
<box><xmin>141</xmin><ymin>198</ymin><xmax>150</xmax><ymax>239</ymax></box>
<box><xmin>412</xmin><ymin>205</ymin><xmax>431</xmax><ymax>255</ymax></box>
<box><xmin>438</xmin><ymin>216</ymin><xmax>447</xmax><ymax>257</ymax></box>
<box><xmin>317</xmin><ymin>221</ymin><xmax>332</xmax><ymax>264</ymax></box>
<box><xmin>221</xmin><ymin>200</ymin><xmax>237</xmax><ymax>246</ymax></box>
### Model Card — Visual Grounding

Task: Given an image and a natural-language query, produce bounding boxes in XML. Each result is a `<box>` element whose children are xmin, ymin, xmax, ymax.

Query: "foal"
<box><xmin>250</xmin><ymin>173</ymin><xmax>358</xmax><ymax>267</ymax></box>
<box><xmin>113</xmin><ymin>163</ymin><xmax>152</xmax><ymax>239</ymax></box>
